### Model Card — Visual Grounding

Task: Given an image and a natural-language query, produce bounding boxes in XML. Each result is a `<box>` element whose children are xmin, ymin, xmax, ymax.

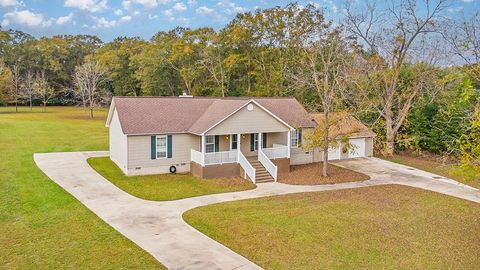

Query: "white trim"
<box><xmin>287</xmin><ymin>130</ymin><xmax>291</xmax><ymax>158</ymax></box>
<box><xmin>237</xmin><ymin>133</ymin><xmax>241</xmax><ymax>161</ymax></box>
<box><xmin>156</xmin><ymin>135</ymin><xmax>168</xmax><ymax>159</ymax></box>
<box><xmin>258</xmin><ymin>132</ymin><xmax>262</xmax><ymax>150</ymax></box>
<box><xmin>201</xmin><ymin>100</ymin><xmax>294</xmax><ymax>135</ymax></box>
<box><xmin>105</xmin><ymin>98</ymin><xmax>116</xmax><ymax>127</ymax></box>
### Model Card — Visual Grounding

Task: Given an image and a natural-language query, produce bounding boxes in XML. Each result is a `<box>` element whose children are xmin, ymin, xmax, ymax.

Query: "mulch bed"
<box><xmin>278</xmin><ymin>162</ymin><xmax>370</xmax><ymax>185</ymax></box>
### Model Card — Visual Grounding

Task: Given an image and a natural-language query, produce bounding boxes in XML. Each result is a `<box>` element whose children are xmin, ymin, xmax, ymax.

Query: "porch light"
<box><xmin>225</xmin><ymin>135</ymin><xmax>229</xmax><ymax>140</ymax></box>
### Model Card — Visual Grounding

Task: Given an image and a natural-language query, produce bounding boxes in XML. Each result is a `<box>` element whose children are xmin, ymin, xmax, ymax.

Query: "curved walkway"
<box><xmin>34</xmin><ymin>152</ymin><xmax>480</xmax><ymax>269</ymax></box>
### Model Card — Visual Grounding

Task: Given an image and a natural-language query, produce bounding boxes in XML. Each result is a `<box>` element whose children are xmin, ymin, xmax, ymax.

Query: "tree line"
<box><xmin>0</xmin><ymin>1</ymin><xmax>478</xmax><ymax>169</ymax></box>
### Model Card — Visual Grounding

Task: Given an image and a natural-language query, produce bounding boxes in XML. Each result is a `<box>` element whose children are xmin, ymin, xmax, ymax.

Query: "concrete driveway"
<box><xmin>34</xmin><ymin>152</ymin><xmax>480</xmax><ymax>269</ymax></box>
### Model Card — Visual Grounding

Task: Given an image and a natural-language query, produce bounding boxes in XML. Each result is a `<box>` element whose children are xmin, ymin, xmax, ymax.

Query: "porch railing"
<box><xmin>191</xmin><ymin>149</ymin><xmax>238</xmax><ymax>166</ymax></box>
<box><xmin>191</xmin><ymin>149</ymin><xmax>204</xmax><ymax>166</ymax></box>
<box><xmin>238</xmin><ymin>151</ymin><xmax>256</xmax><ymax>183</ymax></box>
<box><xmin>262</xmin><ymin>144</ymin><xmax>288</xmax><ymax>159</ymax></box>
<box><xmin>204</xmin><ymin>150</ymin><xmax>238</xmax><ymax>165</ymax></box>
<box><xmin>259</xmin><ymin>149</ymin><xmax>278</xmax><ymax>181</ymax></box>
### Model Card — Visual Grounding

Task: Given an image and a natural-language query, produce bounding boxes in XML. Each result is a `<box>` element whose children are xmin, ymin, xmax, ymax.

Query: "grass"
<box><xmin>0</xmin><ymin>106</ymin><xmax>164</xmax><ymax>269</ymax></box>
<box><xmin>278</xmin><ymin>162</ymin><xmax>370</xmax><ymax>185</ymax></box>
<box><xmin>184</xmin><ymin>185</ymin><xmax>480</xmax><ymax>270</ymax></box>
<box><xmin>88</xmin><ymin>157</ymin><xmax>256</xmax><ymax>201</ymax></box>
<box><xmin>384</xmin><ymin>152</ymin><xmax>480</xmax><ymax>189</ymax></box>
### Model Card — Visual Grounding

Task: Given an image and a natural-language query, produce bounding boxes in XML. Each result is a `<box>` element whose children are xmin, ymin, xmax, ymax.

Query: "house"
<box><xmin>105</xmin><ymin>96</ymin><xmax>375</xmax><ymax>183</ymax></box>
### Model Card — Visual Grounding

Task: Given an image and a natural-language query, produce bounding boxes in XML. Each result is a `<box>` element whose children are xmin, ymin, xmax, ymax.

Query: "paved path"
<box><xmin>34</xmin><ymin>152</ymin><xmax>480</xmax><ymax>270</ymax></box>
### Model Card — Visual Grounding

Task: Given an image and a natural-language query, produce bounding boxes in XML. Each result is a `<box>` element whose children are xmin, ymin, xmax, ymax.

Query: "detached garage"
<box><xmin>310</xmin><ymin>113</ymin><xmax>375</xmax><ymax>161</ymax></box>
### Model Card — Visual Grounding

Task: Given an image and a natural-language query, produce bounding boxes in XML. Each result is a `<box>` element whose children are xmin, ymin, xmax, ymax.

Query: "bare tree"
<box><xmin>21</xmin><ymin>69</ymin><xmax>35</xmax><ymax>110</ymax></box>
<box><xmin>33</xmin><ymin>70</ymin><xmax>55</xmax><ymax>112</ymax></box>
<box><xmin>444</xmin><ymin>11</ymin><xmax>480</xmax><ymax>82</ymax></box>
<box><xmin>290</xmin><ymin>9</ymin><xmax>354</xmax><ymax>177</ymax></box>
<box><xmin>73</xmin><ymin>60</ymin><xmax>106</xmax><ymax>118</ymax></box>
<box><xmin>199</xmin><ymin>40</ymin><xmax>229</xmax><ymax>97</ymax></box>
<box><xmin>11</xmin><ymin>64</ymin><xmax>21</xmax><ymax>113</ymax></box>
<box><xmin>344</xmin><ymin>0</ymin><xmax>449</xmax><ymax>155</ymax></box>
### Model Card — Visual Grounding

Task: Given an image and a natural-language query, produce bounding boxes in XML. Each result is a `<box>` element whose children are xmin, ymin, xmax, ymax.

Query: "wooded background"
<box><xmin>0</xmin><ymin>1</ymin><xmax>478</xmax><ymax>165</ymax></box>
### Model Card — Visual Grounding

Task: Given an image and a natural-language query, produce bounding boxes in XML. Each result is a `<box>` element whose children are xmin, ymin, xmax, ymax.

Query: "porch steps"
<box><xmin>247</xmin><ymin>158</ymin><xmax>274</xmax><ymax>183</ymax></box>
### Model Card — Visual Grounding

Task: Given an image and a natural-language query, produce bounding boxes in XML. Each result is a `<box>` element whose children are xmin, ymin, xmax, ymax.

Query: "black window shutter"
<box><xmin>150</xmin><ymin>136</ymin><xmax>156</xmax><ymax>160</ymax></box>
<box><xmin>298</xmin><ymin>129</ymin><xmax>302</xmax><ymax>146</ymax></box>
<box><xmin>167</xmin><ymin>135</ymin><xmax>173</xmax><ymax>158</ymax></box>
<box><xmin>262</xmin><ymin>133</ymin><xmax>267</xmax><ymax>148</ymax></box>
<box><xmin>250</xmin><ymin>134</ymin><xmax>255</xmax><ymax>151</ymax></box>
<box><xmin>214</xmin><ymin>135</ymin><xmax>219</xmax><ymax>152</ymax></box>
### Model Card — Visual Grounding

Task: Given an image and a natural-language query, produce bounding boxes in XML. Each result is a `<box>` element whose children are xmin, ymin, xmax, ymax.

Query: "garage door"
<box><xmin>327</xmin><ymin>146</ymin><xmax>340</xmax><ymax>160</ymax></box>
<box><xmin>348</xmin><ymin>138</ymin><xmax>366</xmax><ymax>158</ymax></box>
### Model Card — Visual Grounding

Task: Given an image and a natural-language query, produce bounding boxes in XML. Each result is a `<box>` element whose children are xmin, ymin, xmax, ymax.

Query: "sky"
<box><xmin>0</xmin><ymin>0</ymin><xmax>478</xmax><ymax>42</ymax></box>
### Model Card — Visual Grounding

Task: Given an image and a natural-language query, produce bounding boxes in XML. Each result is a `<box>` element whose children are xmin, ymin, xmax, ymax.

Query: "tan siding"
<box><xmin>127</xmin><ymin>133</ymin><xmax>199</xmax><ymax>175</ymax></box>
<box><xmin>206</xmin><ymin>103</ymin><xmax>289</xmax><ymax>135</ymax></box>
<box><xmin>267</xmin><ymin>132</ymin><xmax>287</xmax><ymax>147</ymax></box>
<box><xmin>290</xmin><ymin>147</ymin><xmax>315</xmax><ymax>165</ymax></box>
<box><xmin>240</xmin><ymin>134</ymin><xmax>256</xmax><ymax>157</ymax></box>
<box><xmin>109</xmin><ymin>109</ymin><xmax>128</xmax><ymax>173</ymax></box>
<box><xmin>290</xmin><ymin>128</ymin><xmax>315</xmax><ymax>165</ymax></box>
<box><xmin>219</xmin><ymin>135</ymin><xmax>230</xmax><ymax>151</ymax></box>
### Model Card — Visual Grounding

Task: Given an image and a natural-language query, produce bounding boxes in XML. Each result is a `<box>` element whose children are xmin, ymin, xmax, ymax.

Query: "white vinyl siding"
<box><xmin>206</xmin><ymin>102</ymin><xmax>289</xmax><ymax>135</ymax></box>
<box><xmin>109</xmin><ymin>109</ymin><xmax>128</xmax><ymax>173</ymax></box>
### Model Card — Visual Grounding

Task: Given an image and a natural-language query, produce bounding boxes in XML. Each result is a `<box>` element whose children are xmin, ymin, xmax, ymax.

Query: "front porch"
<box><xmin>190</xmin><ymin>131</ymin><xmax>292</xmax><ymax>183</ymax></box>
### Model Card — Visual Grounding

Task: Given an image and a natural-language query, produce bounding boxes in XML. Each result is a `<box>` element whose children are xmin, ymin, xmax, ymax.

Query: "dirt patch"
<box><xmin>278</xmin><ymin>162</ymin><xmax>370</xmax><ymax>185</ymax></box>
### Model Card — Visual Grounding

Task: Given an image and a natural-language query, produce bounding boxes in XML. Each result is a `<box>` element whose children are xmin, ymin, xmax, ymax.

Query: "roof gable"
<box><xmin>204</xmin><ymin>100</ymin><xmax>292</xmax><ymax>135</ymax></box>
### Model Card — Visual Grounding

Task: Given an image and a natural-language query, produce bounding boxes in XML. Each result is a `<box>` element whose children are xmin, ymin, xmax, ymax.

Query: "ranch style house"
<box><xmin>105</xmin><ymin>96</ymin><xmax>375</xmax><ymax>183</ymax></box>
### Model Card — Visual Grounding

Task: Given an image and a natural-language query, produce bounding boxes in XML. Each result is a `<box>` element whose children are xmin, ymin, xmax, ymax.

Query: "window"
<box><xmin>231</xmin><ymin>134</ymin><xmax>238</xmax><ymax>150</ymax></box>
<box><xmin>252</xmin><ymin>133</ymin><xmax>259</xmax><ymax>151</ymax></box>
<box><xmin>156</xmin><ymin>135</ymin><xmax>167</xmax><ymax>158</ymax></box>
<box><xmin>205</xmin><ymin>135</ymin><xmax>215</xmax><ymax>153</ymax></box>
<box><xmin>291</xmin><ymin>129</ymin><xmax>302</xmax><ymax>148</ymax></box>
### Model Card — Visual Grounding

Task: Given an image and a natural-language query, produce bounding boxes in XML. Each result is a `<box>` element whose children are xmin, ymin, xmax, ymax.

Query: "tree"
<box><xmin>290</xmin><ymin>5</ymin><xmax>354</xmax><ymax>176</ymax></box>
<box><xmin>444</xmin><ymin>11</ymin><xmax>480</xmax><ymax>83</ymax></box>
<box><xmin>73</xmin><ymin>60</ymin><xmax>106</xmax><ymax>118</ymax></box>
<box><xmin>11</xmin><ymin>63</ymin><xmax>21</xmax><ymax>112</ymax></box>
<box><xmin>345</xmin><ymin>0</ymin><xmax>449</xmax><ymax>155</ymax></box>
<box><xmin>21</xmin><ymin>69</ymin><xmax>35</xmax><ymax>110</ymax></box>
<box><xmin>94</xmin><ymin>37</ymin><xmax>145</xmax><ymax>96</ymax></box>
<box><xmin>198</xmin><ymin>29</ymin><xmax>230</xmax><ymax>97</ymax></box>
<box><xmin>33</xmin><ymin>70</ymin><xmax>55</xmax><ymax>112</ymax></box>
<box><xmin>0</xmin><ymin>60</ymin><xmax>13</xmax><ymax>105</ymax></box>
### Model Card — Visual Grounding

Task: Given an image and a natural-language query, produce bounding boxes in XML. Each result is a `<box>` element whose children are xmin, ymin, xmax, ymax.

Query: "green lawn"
<box><xmin>384</xmin><ymin>153</ymin><xmax>480</xmax><ymax>189</ymax></box>
<box><xmin>184</xmin><ymin>185</ymin><xmax>480</xmax><ymax>270</ymax></box>
<box><xmin>0</xmin><ymin>106</ymin><xmax>164</xmax><ymax>269</ymax></box>
<box><xmin>88</xmin><ymin>157</ymin><xmax>256</xmax><ymax>201</ymax></box>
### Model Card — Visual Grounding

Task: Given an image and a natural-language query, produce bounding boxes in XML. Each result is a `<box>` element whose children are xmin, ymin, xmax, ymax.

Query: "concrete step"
<box><xmin>256</xmin><ymin>178</ymin><xmax>274</xmax><ymax>183</ymax></box>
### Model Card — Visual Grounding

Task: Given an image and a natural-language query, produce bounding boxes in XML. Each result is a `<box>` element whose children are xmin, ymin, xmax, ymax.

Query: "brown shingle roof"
<box><xmin>111</xmin><ymin>96</ymin><xmax>316</xmax><ymax>135</ymax></box>
<box><xmin>310</xmin><ymin>113</ymin><xmax>376</xmax><ymax>138</ymax></box>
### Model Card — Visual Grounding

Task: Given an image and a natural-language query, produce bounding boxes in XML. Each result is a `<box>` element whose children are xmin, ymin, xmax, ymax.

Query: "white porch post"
<box><xmin>287</xmin><ymin>130</ymin><xmax>291</xmax><ymax>158</ymax></box>
<box><xmin>258</xmin><ymin>132</ymin><xmax>262</xmax><ymax>152</ymax></box>
<box><xmin>237</xmin><ymin>133</ymin><xmax>241</xmax><ymax>161</ymax></box>
<box><xmin>201</xmin><ymin>135</ymin><xmax>206</xmax><ymax>166</ymax></box>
